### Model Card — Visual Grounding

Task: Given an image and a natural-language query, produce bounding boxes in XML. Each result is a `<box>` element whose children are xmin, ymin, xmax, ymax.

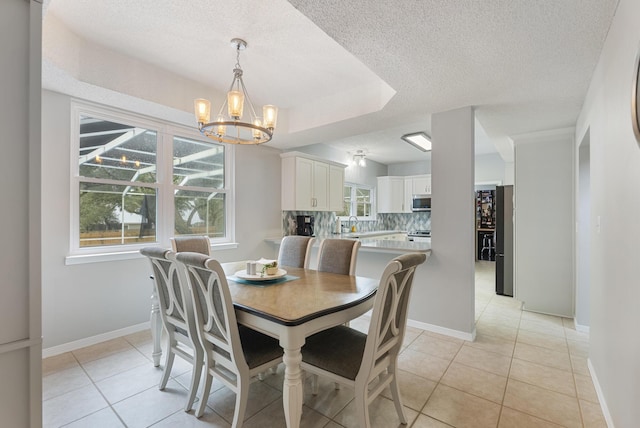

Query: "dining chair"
<box><xmin>139</xmin><ymin>247</ymin><xmax>203</xmax><ymax>412</ymax></box>
<box><xmin>316</xmin><ymin>238</ymin><xmax>361</xmax><ymax>275</ymax></box>
<box><xmin>301</xmin><ymin>252</ymin><xmax>427</xmax><ymax>428</ymax></box>
<box><xmin>175</xmin><ymin>252</ymin><xmax>284</xmax><ymax>425</ymax></box>
<box><xmin>277</xmin><ymin>235</ymin><xmax>316</xmax><ymax>268</ymax></box>
<box><xmin>313</xmin><ymin>238</ymin><xmax>362</xmax><ymax>389</ymax></box>
<box><xmin>170</xmin><ymin>235</ymin><xmax>211</xmax><ymax>255</ymax></box>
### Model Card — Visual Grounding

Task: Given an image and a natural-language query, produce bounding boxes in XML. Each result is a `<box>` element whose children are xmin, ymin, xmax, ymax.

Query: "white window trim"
<box><xmin>67</xmin><ymin>100</ymin><xmax>236</xmax><ymax>263</ymax></box>
<box><xmin>338</xmin><ymin>182</ymin><xmax>376</xmax><ymax>221</ymax></box>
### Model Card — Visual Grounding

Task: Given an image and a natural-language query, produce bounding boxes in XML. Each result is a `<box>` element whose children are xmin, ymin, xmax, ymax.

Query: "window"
<box><xmin>71</xmin><ymin>102</ymin><xmax>233</xmax><ymax>254</ymax></box>
<box><xmin>337</xmin><ymin>183</ymin><xmax>374</xmax><ymax>219</ymax></box>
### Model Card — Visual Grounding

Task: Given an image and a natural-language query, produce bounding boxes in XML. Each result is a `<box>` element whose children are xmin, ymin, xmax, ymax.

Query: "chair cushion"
<box><xmin>238</xmin><ymin>325</ymin><xmax>284</xmax><ymax>369</ymax></box>
<box><xmin>302</xmin><ymin>325</ymin><xmax>367</xmax><ymax>380</ymax></box>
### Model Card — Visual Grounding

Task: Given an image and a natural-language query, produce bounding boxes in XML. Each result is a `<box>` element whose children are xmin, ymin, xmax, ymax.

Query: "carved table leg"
<box><xmin>149</xmin><ymin>280</ymin><xmax>162</xmax><ymax>367</ymax></box>
<box><xmin>282</xmin><ymin>346</ymin><xmax>303</xmax><ymax>428</ymax></box>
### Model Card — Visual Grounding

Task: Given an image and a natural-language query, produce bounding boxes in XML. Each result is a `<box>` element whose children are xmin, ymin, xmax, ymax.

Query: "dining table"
<box><xmin>148</xmin><ymin>262</ymin><xmax>379</xmax><ymax>428</ymax></box>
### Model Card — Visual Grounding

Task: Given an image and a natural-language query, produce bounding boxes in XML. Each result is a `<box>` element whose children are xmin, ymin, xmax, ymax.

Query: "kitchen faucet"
<box><xmin>348</xmin><ymin>216</ymin><xmax>358</xmax><ymax>232</ymax></box>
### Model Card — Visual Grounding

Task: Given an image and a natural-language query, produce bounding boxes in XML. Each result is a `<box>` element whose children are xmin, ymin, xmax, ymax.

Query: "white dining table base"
<box><xmin>234</xmin><ymin>300</ymin><xmax>374</xmax><ymax>428</ymax></box>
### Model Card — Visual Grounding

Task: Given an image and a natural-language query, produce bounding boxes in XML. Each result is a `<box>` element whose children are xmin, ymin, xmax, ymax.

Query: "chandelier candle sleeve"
<box><xmin>263</xmin><ymin>105</ymin><xmax>278</xmax><ymax>129</ymax></box>
<box><xmin>194</xmin><ymin>99</ymin><xmax>211</xmax><ymax>123</ymax></box>
<box><xmin>227</xmin><ymin>90</ymin><xmax>244</xmax><ymax>119</ymax></box>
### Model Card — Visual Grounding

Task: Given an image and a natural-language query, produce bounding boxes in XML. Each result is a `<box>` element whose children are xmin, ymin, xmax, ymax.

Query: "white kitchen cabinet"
<box><xmin>329</xmin><ymin>164</ymin><xmax>344</xmax><ymax>212</ymax></box>
<box><xmin>403</xmin><ymin>179</ymin><xmax>413</xmax><ymax>213</ymax></box>
<box><xmin>412</xmin><ymin>174</ymin><xmax>431</xmax><ymax>194</ymax></box>
<box><xmin>377</xmin><ymin>176</ymin><xmax>406</xmax><ymax>213</ymax></box>
<box><xmin>379</xmin><ymin>174</ymin><xmax>431</xmax><ymax>214</ymax></box>
<box><xmin>281</xmin><ymin>153</ymin><xmax>346</xmax><ymax>212</ymax></box>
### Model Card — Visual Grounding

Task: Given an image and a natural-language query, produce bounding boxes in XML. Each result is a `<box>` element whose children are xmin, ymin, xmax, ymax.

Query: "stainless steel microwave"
<box><xmin>412</xmin><ymin>194</ymin><xmax>432</xmax><ymax>212</ymax></box>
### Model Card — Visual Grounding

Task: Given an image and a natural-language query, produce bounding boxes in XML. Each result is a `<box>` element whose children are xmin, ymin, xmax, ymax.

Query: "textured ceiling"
<box><xmin>43</xmin><ymin>0</ymin><xmax>618</xmax><ymax>164</ymax></box>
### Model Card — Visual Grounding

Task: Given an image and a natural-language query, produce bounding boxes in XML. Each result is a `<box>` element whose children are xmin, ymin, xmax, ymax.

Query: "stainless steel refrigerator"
<box><xmin>495</xmin><ymin>185</ymin><xmax>514</xmax><ymax>296</ymax></box>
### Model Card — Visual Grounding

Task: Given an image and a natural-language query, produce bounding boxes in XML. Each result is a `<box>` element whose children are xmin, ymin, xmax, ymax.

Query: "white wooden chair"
<box><xmin>277</xmin><ymin>235</ymin><xmax>316</xmax><ymax>268</ymax></box>
<box><xmin>170</xmin><ymin>235</ymin><xmax>211</xmax><ymax>255</ymax></box>
<box><xmin>176</xmin><ymin>252</ymin><xmax>284</xmax><ymax>426</ymax></box>
<box><xmin>301</xmin><ymin>253</ymin><xmax>427</xmax><ymax>428</ymax></box>
<box><xmin>316</xmin><ymin>238</ymin><xmax>361</xmax><ymax>275</ymax></box>
<box><xmin>140</xmin><ymin>247</ymin><xmax>203</xmax><ymax>412</ymax></box>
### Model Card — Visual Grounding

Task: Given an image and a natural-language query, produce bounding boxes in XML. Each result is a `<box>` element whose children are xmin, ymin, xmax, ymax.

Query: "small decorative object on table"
<box><xmin>262</xmin><ymin>261</ymin><xmax>278</xmax><ymax>276</ymax></box>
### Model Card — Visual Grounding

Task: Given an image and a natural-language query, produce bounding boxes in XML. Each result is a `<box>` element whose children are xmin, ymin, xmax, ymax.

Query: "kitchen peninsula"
<box><xmin>265</xmin><ymin>231</ymin><xmax>431</xmax><ymax>257</ymax></box>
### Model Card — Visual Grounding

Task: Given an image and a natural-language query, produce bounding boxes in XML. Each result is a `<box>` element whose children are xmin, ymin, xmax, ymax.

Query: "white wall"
<box><xmin>0</xmin><ymin>1</ymin><xmax>42</xmax><ymax>425</ymax></box>
<box><xmin>575</xmin><ymin>0</ymin><xmax>640</xmax><ymax>424</ymax></box>
<box><xmin>41</xmin><ymin>90</ymin><xmax>282</xmax><ymax>349</ymax></box>
<box><xmin>576</xmin><ymin>133</ymin><xmax>591</xmax><ymax>329</ymax></box>
<box><xmin>388</xmin><ymin>160</ymin><xmax>430</xmax><ymax>176</ymax></box>
<box><xmin>475</xmin><ymin>153</ymin><xmax>505</xmax><ymax>184</ymax></box>
<box><xmin>421</xmin><ymin>106</ymin><xmax>476</xmax><ymax>336</ymax></box>
<box><xmin>513</xmin><ymin>128</ymin><xmax>574</xmax><ymax>317</ymax></box>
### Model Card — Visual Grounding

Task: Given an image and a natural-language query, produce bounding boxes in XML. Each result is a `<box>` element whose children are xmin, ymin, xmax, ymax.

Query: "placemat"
<box><xmin>228</xmin><ymin>274</ymin><xmax>300</xmax><ymax>287</ymax></box>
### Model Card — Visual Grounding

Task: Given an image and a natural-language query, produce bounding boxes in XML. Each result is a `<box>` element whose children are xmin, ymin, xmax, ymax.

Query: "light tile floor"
<box><xmin>42</xmin><ymin>261</ymin><xmax>607</xmax><ymax>427</ymax></box>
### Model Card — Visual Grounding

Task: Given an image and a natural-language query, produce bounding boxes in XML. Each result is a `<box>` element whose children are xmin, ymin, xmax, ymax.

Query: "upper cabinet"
<box><xmin>378</xmin><ymin>174</ymin><xmax>431</xmax><ymax>214</ymax></box>
<box><xmin>412</xmin><ymin>175</ymin><xmax>431</xmax><ymax>195</ymax></box>
<box><xmin>281</xmin><ymin>152</ymin><xmax>345</xmax><ymax>212</ymax></box>
<box><xmin>377</xmin><ymin>176</ymin><xmax>406</xmax><ymax>213</ymax></box>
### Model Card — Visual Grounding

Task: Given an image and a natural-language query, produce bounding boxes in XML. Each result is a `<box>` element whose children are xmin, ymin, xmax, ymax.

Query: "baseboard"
<box><xmin>588</xmin><ymin>358</ymin><xmax>615</xmax><ymax>428</ymax></box>
<box><xmin>574</xmin><ymin>319</ymin><xmax>590</xmax><ymax>334</ymax></box>
<box><xmin>42</xmin><ymin>315</ymin><xmax>477</xmax><ymax>359</ymax></box>
<box><xmin>407</xmin><ymin>319</ymin><xmax>476</xmax><ymax>342</ymax></box>
<box><xmin>42</xmin><ymin>322</ymin><xmax>150</xmax><ymax>358</ymax></box>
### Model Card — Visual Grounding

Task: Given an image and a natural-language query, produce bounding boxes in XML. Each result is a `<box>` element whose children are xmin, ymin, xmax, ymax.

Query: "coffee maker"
<box><xmin>296</xmin><ymin>215</ymin><xmax>315</xmax><ymax>236</ymax></box>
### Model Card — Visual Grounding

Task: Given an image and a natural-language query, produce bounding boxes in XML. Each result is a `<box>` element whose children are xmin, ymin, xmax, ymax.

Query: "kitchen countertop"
<box><xmin>265</xmin><ymin>231</ymin><xmax>431</xmax><ymax>255</ymax></box>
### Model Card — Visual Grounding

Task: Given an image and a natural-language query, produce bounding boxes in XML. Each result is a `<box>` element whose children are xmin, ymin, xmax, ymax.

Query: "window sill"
<box><xmin>65</xmin><ymin>242</ymin><xmax>240</xmax><ymax>265</ymax></box>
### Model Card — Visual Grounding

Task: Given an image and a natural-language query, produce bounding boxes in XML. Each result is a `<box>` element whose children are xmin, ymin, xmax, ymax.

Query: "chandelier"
<box><xmin>194</xmin><ymin>38</ymin><xmax>278</xmax><ymax>145</ymax></box>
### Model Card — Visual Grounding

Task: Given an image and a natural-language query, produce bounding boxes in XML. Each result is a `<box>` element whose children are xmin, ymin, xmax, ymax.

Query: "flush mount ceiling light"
<box><xmin>194</xmin><ymin>38</ymin><xmax>278</xmax><ymax>145</ymax></box>
<box><xmin>352</xmin><ymin>149</ymin><xmax>367</xmax><ymax>167</ymax></box>
<box><xmin>401</xmin><ymin>132</ymin><xmax>432</xmax><ymax>152</ymax></box>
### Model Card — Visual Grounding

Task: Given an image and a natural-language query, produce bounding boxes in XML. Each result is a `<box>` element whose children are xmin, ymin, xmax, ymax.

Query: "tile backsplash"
<box><xmin>282</xmin><ymin>211</ymin><xmax>431</xmax><ymax>236</ymax></box>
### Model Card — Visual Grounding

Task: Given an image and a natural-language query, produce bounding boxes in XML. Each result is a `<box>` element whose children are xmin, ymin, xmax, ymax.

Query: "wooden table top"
<box><xmin>227</xmin><ymin>266</ymin><xmax>378</xmax><ymax>326</ymax></box>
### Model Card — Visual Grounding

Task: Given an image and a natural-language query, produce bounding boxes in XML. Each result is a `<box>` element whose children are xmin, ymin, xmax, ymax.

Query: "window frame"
<box><xmin>68</xmin><ymin>100</ymin><xmax>236</xmax><ymax>262</ymax></box>
<box><xmin>338</xmin><ymin>182</ymin><xmax>376</xmax><ymax>221</ymax></box>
